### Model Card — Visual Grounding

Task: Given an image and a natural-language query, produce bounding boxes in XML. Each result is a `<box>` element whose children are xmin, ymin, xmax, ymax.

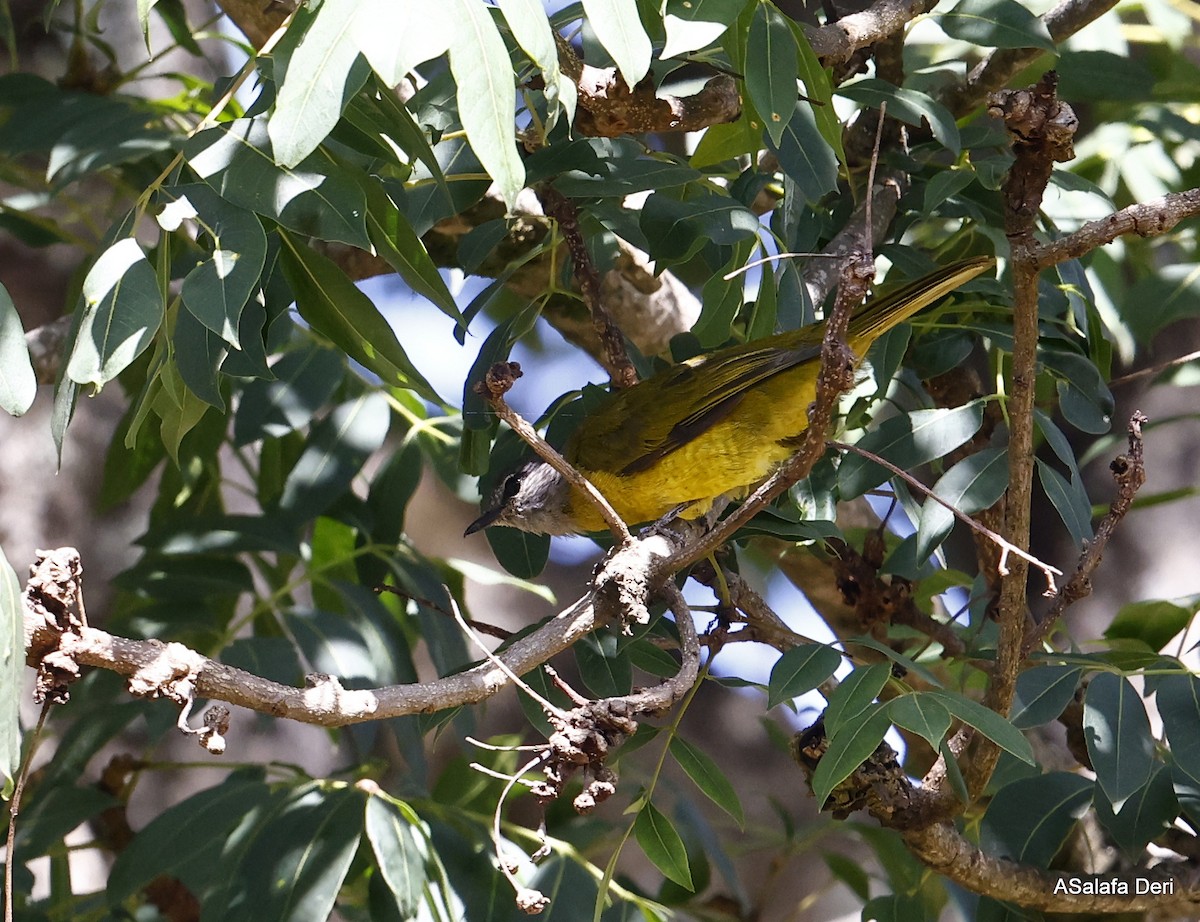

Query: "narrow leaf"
<box><xmin>279</xmin><ymin>393</ymin><xmax>391</xmax><ymax>520</ymax></box>
<box><xmin>66</xmin><ymin>238</ymin><xmax>164</xmax><ymax>390</ymax></box>
<box><xmin>938</xmin><ymin>0</ymin><xmax>1056</xmax><ymax>51</ymax></box>
<box><xmin>446</xmin><ymin>0</ymin><xmax>525</xmax><ymax>211</ymax></box>
<box><xmin>767</xmin><ymin>643</ymin><xmax>841</xmax><ymax>708</ymax></box>
<box><xmin>0</xmin><ymin>281</ymin><xmax>36</xmax><ymax>416</ymax></box>
<box><xmin>1011</xmin><ymin>665</ymin><xmax>1082</xmax><ymax>729</ymax></box>
<box><xmin>583</xmin><ymin>0</ymin><xmax>652</xmax><ymax>88</ymax></box>
<box><xmin>634</xmin><ymin>801</ymin><xmax>694</xmax><ymax>889</ymax></box>
<box><xmin>365</xmin><ymin>797</ymin><xmax>427</xmax><ymax>918</ymax></box>
<box><xmin>811</xmin><ymin>704</ymin><xmax>891</xmax><ymax>808</ymax></box>
<box><xmin>1037</xmin><ymin>458</ymin><xmax>1094</xmax><ymax>548</ymax></box>
<box><xmin>824</xmin><ymin>663</ymin><xmax>891</xmax><ymax>737</ymax></box>
<box><xmin>670</xmin><ymin>736</ymin><xmax>745</xmax><ymax>826</ymax></box>
<box><xmin>839</xmin><ymin>403</ymin><xmax>984</xmax><ymax>499</ymax></box>
<box><xmin>888</xmin><ymin>693</ymin><xmax>952</xmax><ymax>750</ymax></box>
<box><xmin>746</xmin><ymin>1</ymin><xmax>797</xmax><ymax>146</ymax></box>
<box><xmin>661</xmin><ymin>0</ymin><xmax>748</xmax><ymax>59</ymax></box>
<box><xmin>269</xmin><ymin>0</ymin><xmax>367</xmax><ymax>167</ymax></box>
<box><xmin>915</xmin><ymin>447</ymin><xmax>1008</xmax><ymax>561</ymax></box>
<box><xmin>1155</xmin><ymin>674</ymin><xmax>1200</xmax><ymax>786</ymax></box>
<box><xmin>278</xmin><ymin>232</ymin><xmax>439</xmax><ymax>402</ymax></box>
<box><xmin>0</xmin><ymin>544</ymin><xmax>20</xmax><ymax>796</ymax></box>
<box><xmin>926</xmin><ymin>690</ymin><xmax>1035</xmax><ymax>764</ymax></box>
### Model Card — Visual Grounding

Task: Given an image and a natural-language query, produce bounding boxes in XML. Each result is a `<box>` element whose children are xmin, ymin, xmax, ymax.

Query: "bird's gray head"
<box><xmin>464</xmin><ymin>459</ymin><xmax>576</xmax><ymax>536</ymax></box>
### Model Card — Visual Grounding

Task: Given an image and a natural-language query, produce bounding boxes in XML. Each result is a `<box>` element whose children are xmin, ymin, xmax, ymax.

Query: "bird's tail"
<box><xmin>847</xmin><ymin>255</ymin><xmax>994</xmax><ymax>345</ymax></box>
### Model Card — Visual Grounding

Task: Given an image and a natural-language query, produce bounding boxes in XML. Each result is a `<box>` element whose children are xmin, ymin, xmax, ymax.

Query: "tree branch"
<box><xmin>940</xmin><ymin>0</ymin><xmax>1121</xmax><ymax>117</ymax></box>
<box><xmin>901</xmin><ymin>821</ymin><xmax>1200</xmax><ymax>913</ymax></box>
<box><xmin>957</xmin><ymin>74</ymin><xmax>1077</xmax><ymax>805</ymax></box>
<box><xmin>1023</xmin><ymin>411</ymin><xmax>1148</xmax><ymax>654</ymax></box>
<box><xmin>804</xmin><ymin>0</ymin><xmax>940</xmax><ymax>67</ymax></box>
<box><xmin>1037</xmin><ymin>188</ymin><xmax>1200</xmax><ymax>269</ymax></box>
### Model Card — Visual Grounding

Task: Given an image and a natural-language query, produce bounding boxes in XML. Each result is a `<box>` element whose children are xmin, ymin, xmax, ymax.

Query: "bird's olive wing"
<box><xmin>565</xmin><ymin>338</ymin><xmax>822</xmax><ymax>477</ymax></box>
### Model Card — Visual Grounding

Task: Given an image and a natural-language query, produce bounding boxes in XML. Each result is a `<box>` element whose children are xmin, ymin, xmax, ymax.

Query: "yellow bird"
<box><xmin>467</xmin><ymin>256</ymin><xmax>993</xmax><ymax>536</ymax></box>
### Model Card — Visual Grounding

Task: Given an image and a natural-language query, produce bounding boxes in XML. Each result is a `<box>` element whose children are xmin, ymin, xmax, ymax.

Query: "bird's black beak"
<box><xmin>464</xmin><ymin>505</ymin><xmax>503</xmax><ymax>536</ymax></box>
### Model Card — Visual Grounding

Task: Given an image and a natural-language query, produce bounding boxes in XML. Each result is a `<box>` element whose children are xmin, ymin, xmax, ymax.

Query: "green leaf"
<box><xmin>108</xmin><ymin>771</ymin><xmax>272</xmax><ymax>903</ymax></box>
<box><xmin>824</xmin><ymin>663</ymin><xmax>891</xmax><ymax>738</ymax></box>
<box><xmin>839</xmin><ymin>403</ymin><xmax>985</xmax><ymax>499</ymax></box>
<box><xmin>140</xmin><ymin>514</ymin><xmax>301</xmax><ymax>557</ymax></box>
<box><xmin>634</xmin><ymin>801</ymin><xmax>694</xmax><ymax>890</ymax></box>
<box><xmin>278</xmin><ymin>392</ymin><xmax>391</xmax><ymax>520</ymax></box>
<box><xmin>938</xmin><ymin>0</ymin><xmax>1056</xmax><ymax>52</ymax></box>
<box><xmin>164</xmin><ymin>185</ymin><xmax>267</xmax><ymax>349</ymax></box>
<box><xmin>981</xmin><ymin>772</ymin><xmax>1092</xmax><ymax>867</ymax></box>
<box><xmin>151</xmin><ymin>359</ymin><xmax>211</xmax><ymax>463</ymax></box>
<box><xmin>233</xmin><ymin>345</ymin><xmax>344</xmax><ymax>446</ymax></box>
<box><xmin>172</xmin><ymin>306</ymin><xmax>227</xmax><ymax>410</ymax></box>
<box><xmin>1084</xmin><ymin>673</ymin><xmax>1156</xmax><ymax>808</ymax></box>
<box><xmin>364</xmin><ymin>183</ymin><xmax>461</xmax><ymax>325</ymax></box>
<box><xmin>746</xmin><ymin>1</ymin><xmax>797</xmax><ymax>147</ymax></box>
<box><xmin>0</xmin><ymin>280</ymin><xmax>35</xmax><ymax>416</ymax></box>
<box><xmin>1155</xmin><ymin>674</ymin><xmax>1200</xmax><ymax>786</ymax></box>
<box><xmin>838</xmin><ymin>79</ymin><xmax>961</xmax><ymax>154</ymax></box>
<box><xmin>661</xmin><ymin>0</ymin><xmax>748</xmax><ymax>58</ymax></box>
<box><xmin>184</xmin><ymin>118</ymin><xmax>370</xmax><ymax>249</ymax></box>
<box><xmin>446</xmin><ymin>0</ymin><xmax>525</xmax><ymax>212</ymax></box>
<box><xmin>1011</xmin><ymin>665</ymin><xmax>1081</xmax><ymax>729</ymax></box>
<box><xmin>790</xmin><ymin>21</ymin><xmax>842</xmax><ymax>167</ymax></box>
<box><xmin>215</xmin><ymin>785</ymin><xmax>365</xmax><ymax>922</ymax></box>
<box><xmin>1095</xmin><ymin>766</ymin><xmax>1178</xmax><ymax>856</ymax></box>
<box><xmin>639</xmin><ymin>192</ymin><xmax>761</xmax><ymax>264</ymax></box>
<box><xmin>824</xmin><ymin>852</ymin><xmax>870</xmax><ymax>901</ymax></box>
<box><xmin>768</xmin><ymin>99</ymin><xmax>839</xmax><ymax>204</ymax></box>
<box><xmin>1036</xmin><ymin>458</ymin><xmax>1094</xmax><ymax>548</ymax></box>
<box><xmin>497</xmin><ymin>0</ymin><xmax>577</xmax><ymax>129</ymax></box>
<box><xmin>670</xmin><ymin>736</ymin><xmax>745</xmax><ymax>826</ymax></box>
<box><xmin>766</xmin><ymin>643</ymin><xmax>841</xmax><ymax>709</ymax></box>
<box><xmin>926</xmin><ymin>690</ymin><xmax>1035</xmax><ymax>764</ymax></box>
<box><xmin>365</xmin><ymin>797</ymin><xmax>426</xmax><ymax>918</ymax></box>
<box><xmin>269</xmin><ymin>0</ymin><xmax>371</xmax><ymax>168</ymax></box>
<box><xmin>915</xmin><ymin>447</ymin><xmax>1009</xmax><ymax>561</ymax></box>
<box><xmin>583</xmin><ymin>0</ymin><xmax>652</xmax><ymax>88</ymax></box>
<box><xmin>278</xmin><ymin>232</ymin><xmax>439</xmax><ymax>402</ymax></box>
<box><xmin>0</xmin><ymin>544</ymin><xmax>20</xmax><ymax>797</ymax></box>
<box><xmin>352</xmin><ymin>0</ymin><xmax>449</xmax><ymax>86</ymax></box>
<box><xmin>1106</xmin><ymin>599</ymin><xmax>1193</xmax><ymax>653</ymax></box>
<box><xmin>66</xmin><ymin>238</ymin><xmax>164</xmax><ymax>390</ymax></box>
<box><xmin>575</xmin><ymin>632</ymin><xmax>633</xmax><ymax>697</ymax></box>
<box><xmin>888</xmin><ymin>693</ymin><xmax>952</xmax><ymax>750</ymax></box>
<box><xmin>810</xmin><ymin>704</ymin><xmax>891</xmax><ymax>808</ymax></box>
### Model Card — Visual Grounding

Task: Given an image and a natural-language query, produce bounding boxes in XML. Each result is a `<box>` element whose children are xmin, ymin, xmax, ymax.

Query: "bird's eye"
<box><xmin>501</xmin><ymin>473</ymin><xmax>521</xmax><ymax>500</ymax></box>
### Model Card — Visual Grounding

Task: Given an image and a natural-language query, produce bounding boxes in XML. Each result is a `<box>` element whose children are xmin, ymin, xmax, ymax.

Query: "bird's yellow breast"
<box><xmin>563</xmin><ymin>363</ymin><xmax>819</xmax><ymax>532</ymax></box>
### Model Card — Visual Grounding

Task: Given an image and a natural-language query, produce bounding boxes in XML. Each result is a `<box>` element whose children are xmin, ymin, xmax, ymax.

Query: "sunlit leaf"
<box><xmin>0</xmin><ymin>280</ymin><xmax>36</xmax><ymax>416</ymax></box>
<box><xmin>66</xmin><ymin>238</ymin><xmax>164</xmax><ymax>390</ymax></box>
<box><xmin>446</xmin><ymin>0</ymin><xmax>525</xmax><ymax>211</ymax></box>
<box><xmin>583</xmin><ymin>0</ymin><xmax>652</xmax><ymax>88</ymax></box>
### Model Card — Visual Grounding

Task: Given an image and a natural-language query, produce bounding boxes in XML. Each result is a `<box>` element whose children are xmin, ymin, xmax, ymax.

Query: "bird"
<box><xmin>466</xmin><ymin>255</ymin><xmax>994</xmax><ymax>536</ymax></box>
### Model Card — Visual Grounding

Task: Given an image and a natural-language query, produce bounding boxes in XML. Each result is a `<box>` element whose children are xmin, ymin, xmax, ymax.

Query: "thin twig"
<box><xmin>1109</xmin><ymin>348</ymin><xmax>1200</xmax><ymax>387</ymax></box>
<box><xmin>539</xmin><ymin>187</ymin><xmax>638</xmax><ymax>388</ymax></box>
<box><xmin>446</xmin><ymin>592</ymin><xmax>568</xmax><ymax>720</ymax></box>
<box><xmin>828</xmin><ymin>440</ymin><xmax>1063</xmax><ymax>595</ymax></box>
<box><xmin>377</xmin><ymin>584</ymin><xmax>512</xmax><ymax>640</ymax></box>
<box><xmin>1036</xmin><ymin>188</ymin><xmax>1200</xmax><ymax>269</ymax></box>
<box><xmin>6</xmin><ymin>701</ymin><xmax>53</xmax><ymax>922</ymax></box>
<box><xmin>475</xmin><ymin>362</ymin><xmax>632</xmax><ymax>545</ymax></box>
<box><xmin>1023</xmin><ymin>411</ymin><xmax>1148</xmax><ymax>654</ymax></box>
